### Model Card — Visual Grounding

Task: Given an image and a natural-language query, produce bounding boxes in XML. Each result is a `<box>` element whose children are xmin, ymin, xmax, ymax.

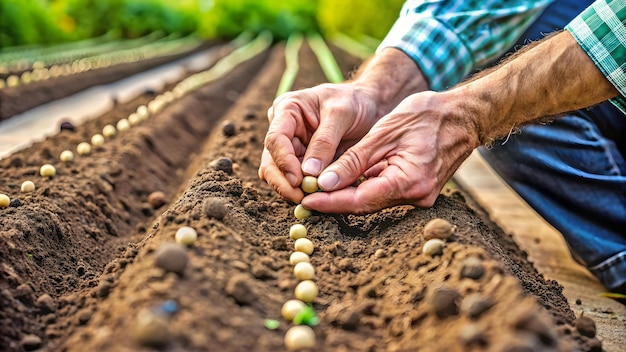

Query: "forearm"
<box><xmin>450</xmin><ymin>31</ymin><xmax>619</xmax><ymax>144</ymax></box>
<box><xmin>352</xmin><ymin>48</ymin><xmax>429</xmax><ymax>118</ymax></box>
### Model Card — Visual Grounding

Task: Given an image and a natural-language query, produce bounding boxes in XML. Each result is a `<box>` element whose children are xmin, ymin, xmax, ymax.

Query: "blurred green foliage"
<box><xmin>0</xmin><ymin>0</ymin><xmax>406</xmax><ymax>49</ymax></box>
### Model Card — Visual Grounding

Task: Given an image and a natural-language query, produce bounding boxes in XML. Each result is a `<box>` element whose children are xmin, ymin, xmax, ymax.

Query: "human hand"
<box><xmin>300</xmin><ymin>91</ymin><xmax>481</xmax><ymax>214</ymax></box>
<box><xmin>259</xmin><ymin>82</ymin><xmax>381</xmax><ymax>203</ymax></box>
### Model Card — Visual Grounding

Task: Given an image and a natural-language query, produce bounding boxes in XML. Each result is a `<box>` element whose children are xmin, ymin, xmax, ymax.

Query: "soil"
<box><xmin>0</xmin><ymin>42</ymin><xmax>604</xmax><ymax>352</ymax></box>
<box><xmin>0</xmin><ymin>42</ymin><xmax>216</xmax><ymax>121</ymax></box>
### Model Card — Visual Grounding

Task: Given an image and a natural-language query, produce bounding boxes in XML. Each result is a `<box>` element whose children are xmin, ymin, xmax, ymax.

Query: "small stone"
<box><xmin>575</xmin><ymin>298</ymin><xmax>582</xmax><ymax>305</ymax></box>
<box><xmin>460</xmin><ymin>257</ymin><xmax>485</xmax><ymax>280</ymax></box>
<box><xmin>20</xmin><ymin>334</ymin><xmax>42</xmax><ymax>351</ymax></box>
<box><xmin>514</xmin><ymin>311</ymin><xmax>558</xmax><ymax>347</ymax></box>
<box><xmin>334</xmin><ymin>308</ymin><xmax>361</xmax><ymax>331</ymax></box>
<box><xmin>15</xmin><ymin>284</ymin><xmax>34</xmax><ymax>304</ymax></box>
<box><xmin>77</xmin><ymin>309</ymin><xmax>92</xmax><ymax>325</ymax></box>
<box><xmin>9</xmin><ymin>198</ymin><xmax>22</xmax><ymax>207</ymax></box>
<box><xmin>429</xmin><ymin>285</ymin><xmax>460</xmax><ymax>318</ymax></box>
<box><xmin>147</xmin><ymin>191</ymin><xmax>167</xmax><ymax>209</ymax></box>
<box><xmin>225</xmin><ymin>274</ymin><xmax>256</xmax><ymax>305</ymax></box>
<box><xmin>203</xmin><ymin>197</ymin><xmax>228</xmax><ymax>220</ymax></box>
<box><xmin>133</xmin><ymin>309</ymin><xmax>170</xmax><ymax>347</ymax></box>
<box><xmin>209</xmin><ymin>157</ymin><xmax>233</xmax><ymax>174</ymax></box>
<box><xmin>423</xmin><ymin>218</ymin><xmax>456</xmax><ymax>240</ymax></box>
<box><xmin>154</xmin><ymin>243</ymin><xmax>188</xmax><ymax>275</ymax></box>
<box><xmin>461</xmin><ymin>294</ymin><xmax>494</xmax><ymax>319</ymax></box>
<box><xmin>97</xmin><ymin>280</ymin><xmax>113</xmax><ymax>298</ymax></box>
<box><xmin>36</xmin><ymin>293</ymin><xmax>57</xmax><ymax>314</ymax></box>
<box><xmin>575</xmin><ymin>315</ymin><xmax>596</xmax><ymax>338</ymax></box>
<box><xmin>374</xmin><ymin>249</ymin><xmax>387</xmax><ymax>258</ymax></box>
<box><xmin>59</xmin><ymin>121</ymin><xmax>75</xmax><ymax>132</ymax></box>
<box><xmin>458</xmin><ymin>323</ymin><xmax>487</xmax><ymax>347</ymax></box>
<box><xmin>222</xmin><ymin>121</ymin><xmax>236</xmax><ymax>137</ymax></box>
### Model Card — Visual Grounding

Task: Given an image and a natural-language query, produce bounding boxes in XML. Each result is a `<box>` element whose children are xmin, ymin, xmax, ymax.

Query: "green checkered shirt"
<box><xmin>378</xmin><ymin>0</ymin><xmax>554</xmax><ymax>91</ymax></box>
<box><xmin>566</xmin><ymin>0</ymin><xmax>626</xmax><ymax>113</ymax></box>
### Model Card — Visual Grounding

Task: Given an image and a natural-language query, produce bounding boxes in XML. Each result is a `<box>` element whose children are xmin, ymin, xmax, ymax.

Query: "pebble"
<box><xmin>36</xmin><ymin>293</ymin><xmax>57</xmax><ymax>314</ymax></box>
<box><xmin>133</xmin><ymin>309</ymin><xmax>170</xmax><ymax>347</ymax></box>
<box><xmin>225</xmin><ymin>274</ymin><xmax>256</xmax><ymax>305</ymax></box>
<box><xmin>209</xmin><ymin>157</ymin><xmax>233</xmax><ymax>174</ymax></box>
<box><xmin>203</xmin><ymin>197</ymin><xmax>228</xmax><ymax>220</ymax></box>
<box><xmin>222</xmin><ymin>121</ymin><xmax>236</xmax><ymax>137</ymax></box>
<box><xmin>147</xmin><ymin>191</ymin><xmax>167</xmax><ymax>209</ymax></box>
<box><xmin>154</xmin><ymin>243</ymin><xmax>188</xmax><ymax>275</ymax></box>
<box><xmin>461</xmin><ymin>294</ymin><xmax>494</xmax><ymax>319</ymax></box>
<box><xmin>9</xmin><ymin>198</ymin><xmax>23</xmax><ymax>207</ymax></box>
<box><xmin>429</xmin><ymin>285</ymin><xmax>460</xmax><ymax>318</ymax></box>
<box><xmin>20</xmin><ymin>334</ymin><xmax>42</xmax><ymax>351</ymax></box>
<box><xmin>574</xmin><ymin>315</ymin><xmax>597</xmax><ymax>338</ymax></box>
<box><xmin>77</xmin><ymin>309</ymin><xmax>92</xmax><ymax>325</ymax></box>
<box><xmin>423</xmin><ymin>218</ymin><xmax>456</xmax><ymax>240</ymax></box>
<box><xmin>460</xmin><ymin>257</ymin><xmax>485</xmax><ymax>280</ymax></box>
<box><xmin>59</xmin><ymin>121</ymin><xmax>76</xmax><ymax>132</ymax></box>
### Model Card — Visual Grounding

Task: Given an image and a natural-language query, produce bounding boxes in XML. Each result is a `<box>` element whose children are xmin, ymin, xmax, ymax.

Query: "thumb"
<box><xmin>317</xmin><ymin>138</ymin><xmax>383</xmax><ymax>191</ymax></box>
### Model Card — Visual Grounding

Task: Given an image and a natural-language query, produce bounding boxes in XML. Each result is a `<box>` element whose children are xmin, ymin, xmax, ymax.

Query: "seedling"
<box><xmin>292</xmin><ymin>305</ymin><xmax>319</xmax><ymax>326</ymax></box>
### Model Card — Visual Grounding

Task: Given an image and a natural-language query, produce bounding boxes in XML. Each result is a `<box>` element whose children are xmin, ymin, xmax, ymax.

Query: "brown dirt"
<box><xmin>0</xmin><ymin>42</ymin><xmax>216</xmax><ymax>121</ymax></box>
<box><xmin>0</xmin><ymin>43</ymin><xmax>603</xmax><ymax>352</ymax></box>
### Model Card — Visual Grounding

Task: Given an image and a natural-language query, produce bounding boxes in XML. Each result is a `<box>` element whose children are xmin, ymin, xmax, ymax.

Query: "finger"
<box><xmin>265</xmin><ymin>103</ymin><xmax>307</xmax><ymax>187</ymax></box>
<box><xmin>259</xmin><ymin>148</ymin><xmax>305</xmax><ymax>203</ymax></box>
<box><xmin>317</xmin><ymin>135</ymin><xmax>394</xmax><ymax>192</ymax></box>
<box><xmin>301</xmin><ymin>101</ymin><xmax>354</xmax><ymax>176</ymax></box>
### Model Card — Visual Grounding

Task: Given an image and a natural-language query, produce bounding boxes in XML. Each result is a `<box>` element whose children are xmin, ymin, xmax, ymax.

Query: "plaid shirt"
<box><xmin>566</xmin><ymin>0</ymin><xmax>626</xmax><ymax>113</ymax></box>
<box><xmin>378</xmin><ymin>0</ymin><xmax>554</xmax><ymax>91</ymax></box>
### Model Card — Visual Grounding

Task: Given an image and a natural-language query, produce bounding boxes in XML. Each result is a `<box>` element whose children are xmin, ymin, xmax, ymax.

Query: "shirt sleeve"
<box><xmin>565</xmin><ymin>0</ymin><xmax>626</xmax><ymax>114</ymax></box>
<box><xmin>377</xmin><ymin>0</ymin><xmax>553</xmax><ymax>91</ymax></box>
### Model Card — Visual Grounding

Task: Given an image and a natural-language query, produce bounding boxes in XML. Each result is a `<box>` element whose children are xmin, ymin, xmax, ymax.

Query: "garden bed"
<box><xmin>0</xmin><ymin>41</ymin><xmax>602</xmax><ymax>351</ymax></box>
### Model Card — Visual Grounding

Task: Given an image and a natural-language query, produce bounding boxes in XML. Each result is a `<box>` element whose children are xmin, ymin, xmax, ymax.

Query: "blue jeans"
<box><xmin>479</xmin><ymin>0</ymin><xmax>626</xmax><ymax>292</ymax></box>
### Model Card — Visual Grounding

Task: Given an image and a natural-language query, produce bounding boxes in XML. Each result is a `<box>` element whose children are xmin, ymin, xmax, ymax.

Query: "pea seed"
<box><xmin>294</xmin><ymin>262</ymin><xmax>315</xmax><ymax>280</ymax></box>
<box><xmin>21</xmin><ymin>181</ymin><xmax>35</xmax><ymax>193</ymax></box>
<box><xmin>128</xmin><ymin>113</ymin><xmax>140</xmax><ymax>126</ymax></box>
<box><xmin>294</xmin><ymin>280</ymin><xmax>318</xmax><ymax>303</ymax></box>
<box><xmin>289</xmin><ymin>252</ymin><xmax>310</xmax><ymax>265</ymax></box>
<box><xmin>102</xmin><ymin>124</ymin><xmax>116</xmax><ymax>138</ymax></box>
<box><xmin>422</xmin><ymin>239</ymin><xmax>445</xmax><ymax>257</ymax></box>
<box><xmin>0</xmin><ymin>194</ymin><xmax>10</xmax><ymax>208</ymax></box>
<box><xmin>281</xmin><ymin>299</ymin><xmax>306</xmax><ymax>321</ymax></box>
<box><xmin>423</xmin><ymin>218</ymin><xmax>456</xmax><ymax>240</ymax></box>
<box><xmin>294</xmin><ymin>204</ymin><xmax>312</xmax><ymax>220</ymax></box>
<box><xmin>76</xmin><ymin>142</ymin><xmax>91</xmax><ymax>155</ymax></box>
<box><xmin>289</xmin><ymin>224</ymin><xmax>307</xmax><ymax>240</ymax></box>
<box><xmin>40</xmin><ymin>164</ymin><xmax>56</xmax><ymax>177</ymax></box>
<box><xmin>60</xmin><ymin>150</ymin><xmax>74</xmax><ymax>162</ymax></box>
<box><xmin>175</xmin><ymin>226</ymin><xmax>198</xmax><ymax>246</ymax></box>
<box><xmin>301</xmin><ymin>176</ymin><xmax>319</xmax><ymax>193</ymax></box>
<box><xmin>294</xmin><ymin>238</ymin><xmax>314</xmax><ymax>255</ymax></box>
<box><xmin>91</xmin><ymin>134</ymin><xmax>105</xmax><ymax>147</ymax></box>
<box><xmin>284</xmin><ymin>325</ymin><xmax>315</xmax><ymax>351</ymax></box>
<box><xmin>116</xmin><ymin>118</ymin><xmax>131</xmax><ymax>132</ymax></box>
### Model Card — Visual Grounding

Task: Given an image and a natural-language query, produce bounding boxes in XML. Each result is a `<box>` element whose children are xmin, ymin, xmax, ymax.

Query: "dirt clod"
<box><xmin>36</xmin><ymin>293</ymin><xmax>57</xmax><ymax>314</ymax></box>
<box><xmin>202</xmin><ymin>197</ymin><xmax>228</xmax><ymax>220</ymax></box>
<box><xmin>9</xmin><ymin>198</ymin><xmax>23</xmax><ymax>207</ymax></box>
<box><xmin>133</xmin><ymin>309</ymin><xmax>170</xmax><ymax>348</ymax></box>
<box><xmin>154</xmin><ymin>243</ymin><xmax>188</xmax><ymax>275</ymax></box>
<box><xmin>575</xmin><ymin>315</ymin><xmax>597</xmax><ymax>338</ymax></box>
<box><xmin>222</xmin><ymin>120</ymin><xmax>236</xmax><ymax>137</ymax></box>
<box><xmin>429</xmin><ymin>285</ymin><xmax>460</xmax><ymax>318</ymax></box>
<box><xmin>20</xmin><ymin>334</ymin><xmax>42</xmax><ymax>351</ymax></box>
<box><xmin>225</xmin><ymin>274</ymin><xmax>256</xmax><ymax>305</ymax></box>
<box><xmin>209</xmin><ymin>157</ymin><xmax>233</xmax><ymax>174</ymax></box>
<box><xmin>461</xmin><ymin>293</ymin><xmax>494</xmax><ymax>319</ymax></box>
<box><xmin>460</xmin><ymin>256</ymin><xmax>485</xmax><ymax>280</ymax></box>
<box><xmin>458</xmin><ymin>323</ymin><xmax>487</xmax><ymax>347</ymax></box>
<box><xmin>147</xmin><ymin>191</ymin><xmax>167</xmax><ymax>209</ymax></box>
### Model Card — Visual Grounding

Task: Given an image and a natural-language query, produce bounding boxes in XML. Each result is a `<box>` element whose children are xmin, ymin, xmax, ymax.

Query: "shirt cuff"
<box><xmin>377</xmin><ymin>14</ymin><xmax>473</xmax><ymax>91</ymax></box>
<box><xmin>566</xmin><ymin>4</ymin><xmax>626</xmax><ymax>114</ymax></box>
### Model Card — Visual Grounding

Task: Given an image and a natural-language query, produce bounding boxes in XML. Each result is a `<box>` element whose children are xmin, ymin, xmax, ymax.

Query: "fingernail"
<box><xmin>286</xmin><ymin>172</ymin><xmax>298</xmax><ymax>187</ymax></box>
<box><xmin>318</xmin><ymin>171</ymin><xmax>339</xmax><ymax>190</ymax></box>
<box><xmin>302</xmin><ymin>158</ymin><xmax>321</xmax><ymax>175</ymax></box>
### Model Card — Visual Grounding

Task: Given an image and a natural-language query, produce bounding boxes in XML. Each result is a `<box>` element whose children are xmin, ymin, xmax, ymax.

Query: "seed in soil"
<box><xmin>294</xmin><ymin>238</ymin><xmax>314</xmax><ymax>255</ymax></box>
<box><xmin>154</xmin><ymin>243</ymin><xmax>188</xmax><ymax>275</ymax></box>
<box><xmin>289</xmin><ymin>252</ymin><xmax>310</xmax><ymax>265</ymax></box>
<box><xmin>423</xmin><ymin>218</ymin><xmax>456</xmax><ymax>240</ymax></box>
<box><xmin>21</xmin><ymin>181</ymin><xmax>35</xmax><ymax>193</ymax></box>
<box><xmin>203</xmin><ymin>197</ymin><xmax>228</xmax><ymax>219</ymax></box>
<box><xmin>175</xmin><ymin>226</ymin><xmax>198</xmax><ymax>246</ymax></box>
<box><xmin>301</xmin><ymin>176</ymin><xmax>319</xmax><ymax>193</ymax></box>
<box><xmin>293</xmin><ymin>305</ymin><xmax>319</xmax><ymax>326</ymax></box>
<box><xmin>422</xmin><ymin>238</ymin><xmax>445</xmax><ymax>257</ymax></box>
<box><xmin>284</xmin><ymin>325</ymin><xmax>316</xmax><ymax>351</ymax></box>
<box><xmin>39</xmin><ymin>164</ymin><xmax>56</xmax><ymax>177</ymax></box>
<box><xmin>293</xmin><ymin>262</ymin><xmax>315</xmax><ymax>280</ymax></box>
<box><xmin>0</xmin><ymin>194</ymin><xmax>10</xmax><ymax>208</ymax></box>
<box><xmin>136</xmin><ymin>105</ymin><xmax>149</xmax><ymax>120</ymax></box>
<box><xmin>76</xmin><ymin>142</ymin><xmax>92</xmax><ymax>156</ymax></box>
<box><xmin>281</xmin><ymin>299</ymin><xmax>307</xmax><ymax>321</ymax></box>
<box><xmin>289</xmin><ymin>224</ymin><xmax>307</xmax><ymax>240</ymax></box>
<box><xmin>294</xmin><ymin>204</ymin><xmax>312</xmax><ymax>220</ymax></box>
<box><xmin>59</xmin><ymin>150</ymin><xmax>74</xmax><ymax>162</ymax></box>
<box><xmin>295</xmin><ymin>280</ymin><xmax>318</xmax><ymax>303</ymax></box>
<box><xmin>147</xmin><ymin>191</ymin><xmax>167</xmax><ymax>209</ymax></box>
<box><xmin>91</xmin><ymin>134</ymin><xmax>105</xmax><ymax>147</ymax></box>
<box><xmin>116</xmin><ymin>118</ymin><xmax>131</xmax><ymax>132</ymax></box>
<box><xmin>102</xmin><ymin>124</ymin><xmax>116</xmax><ymax>138</ymax></box>
<box><xmin>128</xmin><ymin>113</ymin><xmax>140</xmax><ymax>126</ymax></box>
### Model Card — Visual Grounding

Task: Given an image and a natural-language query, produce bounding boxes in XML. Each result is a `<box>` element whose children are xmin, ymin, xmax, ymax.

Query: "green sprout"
<box><xmin>264</xmin><ymin>319</ymin><xmax>280</xmax><ymax>330</ymax></box>
<box><xmin>599</xmin><ymin>292</ymin><xmax>626</xmax><ymax>299</ymax></box>
<box><xmin>292</xmin><ymin>305</ymin><xmax>319</xmax><ymax>327</ymax></box>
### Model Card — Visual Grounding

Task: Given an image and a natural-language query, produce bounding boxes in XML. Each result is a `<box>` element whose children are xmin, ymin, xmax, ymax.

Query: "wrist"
<box><xmin>438</xmin><ymin>89</ymin><xmax>484</xmax><ymax>148</ymax></box>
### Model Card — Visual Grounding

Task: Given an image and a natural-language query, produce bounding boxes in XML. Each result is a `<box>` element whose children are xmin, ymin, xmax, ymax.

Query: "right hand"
<box><xmin>259</xmin><ymin>82</ymin><xmax>381</xmax><ymax>203</ymax></box>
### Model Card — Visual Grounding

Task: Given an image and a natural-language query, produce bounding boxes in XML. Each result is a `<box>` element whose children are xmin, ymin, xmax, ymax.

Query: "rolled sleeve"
<box><xmin>566</xmin><ymin>0</ymin><xmax>626</xmax><ymax>113</ymax></box>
